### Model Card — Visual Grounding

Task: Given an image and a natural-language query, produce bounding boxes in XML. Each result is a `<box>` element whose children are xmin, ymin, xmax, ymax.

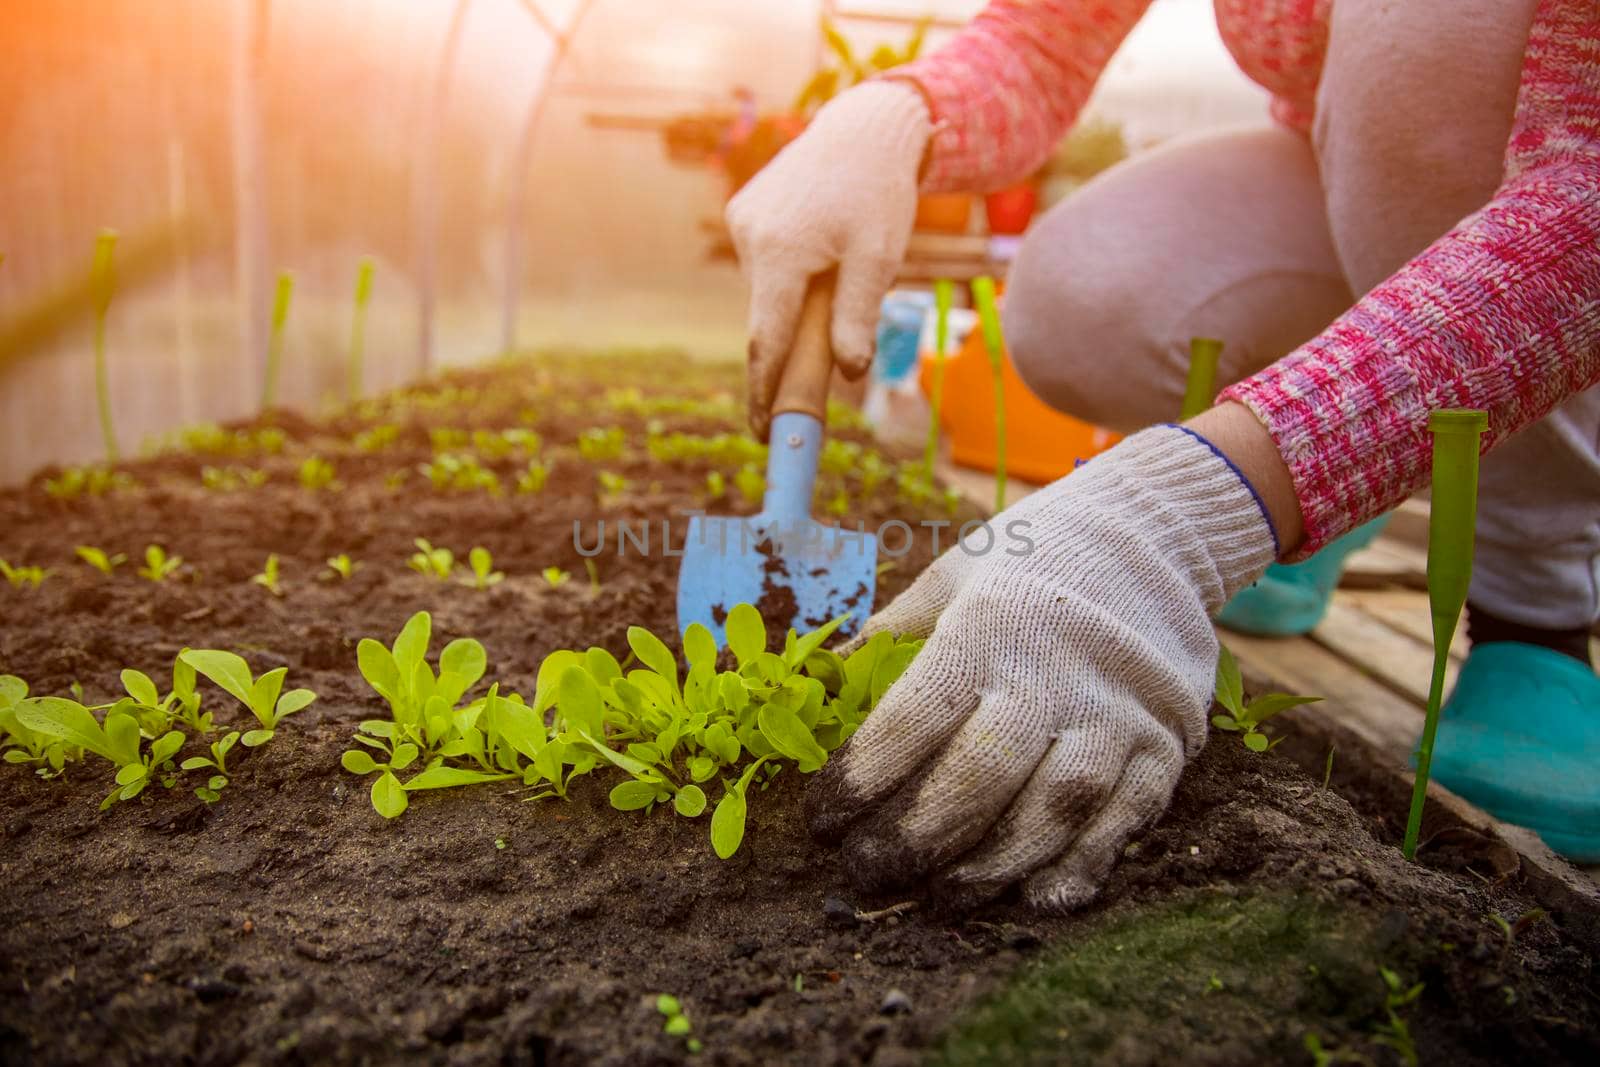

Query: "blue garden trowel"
<box><xmin>677</xmin><ymin>275</ymin><xmax>879</xmax><ymax>645</ymax></box>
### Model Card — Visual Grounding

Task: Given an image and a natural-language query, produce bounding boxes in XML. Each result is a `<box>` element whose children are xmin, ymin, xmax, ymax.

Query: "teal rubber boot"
<box><xmin>1425</xmin><ymin>642</ymin><xmax>1600</xmax><ymax>863</ymax></box>
<box><xmin>1216</xmin><ymin>516</ymin><xmax>1390</xmax><ymax>637</ymax></box>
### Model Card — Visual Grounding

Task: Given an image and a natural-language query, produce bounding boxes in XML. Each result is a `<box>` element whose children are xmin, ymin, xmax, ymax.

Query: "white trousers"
<box><xmin>1003</xmin><ymin>0</ymin><xmax>1599</xmax><ymax>629</ymax></box>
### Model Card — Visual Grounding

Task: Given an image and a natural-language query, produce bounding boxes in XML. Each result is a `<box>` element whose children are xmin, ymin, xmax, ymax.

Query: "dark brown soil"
<box><xmin>1</xmin><ymin>352</ymin><xmax>1596</xmax><ymax>1067</ymax></box>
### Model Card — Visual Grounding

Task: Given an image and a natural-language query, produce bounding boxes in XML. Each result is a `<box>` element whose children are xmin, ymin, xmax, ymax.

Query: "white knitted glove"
<box><xmin>726</xmin><ymin>81</ymin><xmax>932</xmax><ymax>438</ymax></box>
<box><xmin>808</xmin><ymin>426</ymin><xmax>1279</xmax><ymax>911</ymax></box>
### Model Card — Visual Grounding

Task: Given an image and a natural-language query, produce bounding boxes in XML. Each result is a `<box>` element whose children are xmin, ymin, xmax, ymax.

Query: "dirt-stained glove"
<box><xmin>725</xmin><ymin>81</ymin><xmax>932</xmax><ymax>439</ymax></box>
<box><xmin>807</xmin><ymin>425</ymin><xmax>1279</xmax><ymax>911</ymax></box>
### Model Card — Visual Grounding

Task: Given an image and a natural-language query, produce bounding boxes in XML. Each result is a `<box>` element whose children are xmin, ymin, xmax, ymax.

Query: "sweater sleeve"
<box><xmin>1219</xmin><ymin>0</ymin><xmax>1600</xmax><ymax>560</ymax></box>
<box><xmin>886</xmin><ymin>0</ymin><xmax>1154</xmax><ymax>194</ymax></box>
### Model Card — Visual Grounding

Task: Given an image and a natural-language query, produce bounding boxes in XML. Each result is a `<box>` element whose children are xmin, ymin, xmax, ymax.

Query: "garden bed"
<box><xmin>1</xmin><ymin>351</ymin><xmax>1596</xmax><ymax>1066</ymax></box>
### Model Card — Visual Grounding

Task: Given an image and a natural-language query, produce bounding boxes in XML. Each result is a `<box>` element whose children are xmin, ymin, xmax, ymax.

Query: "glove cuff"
<box><xmin>1107</xmin><ymin>425</ymin><xmax>1280</xmax><ymax>609</ymax></box>
<box><xmin>812</xmin><ymin>81</ymin><xmax>932</xmax><ymax>164</ymax></box>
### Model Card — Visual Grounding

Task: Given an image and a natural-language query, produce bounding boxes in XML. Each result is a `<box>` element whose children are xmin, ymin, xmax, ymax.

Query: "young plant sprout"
<box><xmin>462</xmin><ymin>547</ymin><xmax>504</xmax><ymax>589</ymax></box>
<box><xmin>298</xmin><ymin>456</ymin><xmax>339</xmax><ymax>491</ymax></box>
<box><xmin>516</xmin><ymin>458</ymin><xmax>550</xmax><ymax>494</ymax></box>
<box><xmin>923</xmin><ymin>277</ymin><xmax>954</xmax><ymax>472</ymax></box>
<box><xmin>1</xmin><ymin>676</ymin><xmax>81</xmax><ymax>778</ymax></box>
<box><xmin>336</xmin><ymin>606</ymin><xmax>923</xmax><ymax>858</ymax></box>
<box><xmin>596</xmin><ymin>470</ymin><xmax>631</xmax><ymax>504</ymax></box>
<box><xmin>90</xmin><ymin>229</ymin><xmax>121</xmax><ymax>461</ymax></box>
<box><xmin>705</xmin><ymin>470</ymin><xmax>726</xmax><ymax>499</ymax></box>
<box><xmin>179</xmin><ymin>649</ymin><xmax>316</xmax><ymax>747</ymax></box>
<box><xmin>325</xmin><ymin>554</ymin><xmax>360</xmax><ymax>580</ymax></box>
<box><xmin>383</xmin><ymin>470</ymin><xmax>410</xmax><ymax>492</ymax></box>
<box><xmin>251</xmin><ymin>554</ymin><xmax>284</xmax><ymax>597</ymax></box>
<box><xmin>971</xmin><ymin>275</ymin><xmax>1008</xmax><ymax>512</ymax></box>
<box><xmin>138</xmin><ymin>545</ymin><xmax>183</xmax><ymax>583</ymax></box>
<box><xmin>0</xmin><ymin>560</ymin><xmax>50</xmax><ymax>589</ymax></box>
<box><xmin>11</xmin><ymin>694</ymin><xmax>180</xmax><ymax>809</ymax></box>
<box><xmin>44</xmin><ymin>466</ymin><xmax>134</xmax><ymax>500</ymax></box>
<box><xmin>734</xmin><ymin>464</ymin><xmax>765</xmax><ymax>506</ymax></box>
<box><xmin>543</xmin><ymin>566</ymin><xmax>571</xmax><ymax>588</ymax></box>
<box><xmin>583</xmin><ymin>558</ymin><xmax>601</xmax><ymax>596</ymax></box>
<box><xmin>408</xmin><ymin>538</ymin><xmax>455</xmax><ymax>580</ymax></box>
<box><xmin>1405</xmin><ymin>409</ymin><xmax>1488</xmax><ymax>860</ymax></box>
<box><xmin>655</xmin><ymin>995</ymin><xmax>701</xmax><ymax>1053</ymax></box>
<box><xmin>347</xmin><ymin>256</ymin><xmax>375</xmax><ymax>402</ymax></box>
<box><xmin>1211</xmin><ymin>644</ymin><xmax>1321</xmax><ymax>751</ymax></box>
<box><xmin>261</xmin><ymin>270</ymin><xmax>294</xmax><ymax>410</ymax></box>
<box><xmin>180</xmin><ymin>730</ymin><xmax>241</xmax><ymax>803</ymax></box>
<box><xmin>353</xmin><ymin>423</ymin><xmax>399</xmax><ymax>452</ymax></box>
<box><xmin>577</xmin><ymin>426</ymin><xmax>626</xmax><ymax>461</ymax></box>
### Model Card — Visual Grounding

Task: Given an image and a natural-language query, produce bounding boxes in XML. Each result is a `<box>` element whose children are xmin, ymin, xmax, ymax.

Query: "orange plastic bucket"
<box><xmin>919</xmin><ymin>319</ymin><xmax>1119</xmax><ymax>484</ymax></box>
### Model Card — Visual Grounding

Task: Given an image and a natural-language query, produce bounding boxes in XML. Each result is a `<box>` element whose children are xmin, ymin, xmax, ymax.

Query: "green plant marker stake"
<box><xmin>923</xmin><ymin>278</ymin><xmax>954</xmax><ymax>473</ymax></box>
<box><xmin>971</xmin><ymin>275</ymin><xmax>1007</xmax><ymax>512</ymax></box>
<box><xmin>1403</xmin><ymin>408</ymin><xmax>1488</xmax><ymax>861</ymax></box>
<box><xmin>348</xmin><ymin>256</ymin><xmax>375</xmax><ymax>402</ymax></box>
<box><xmin>1181</xmin><ymin>337</ymin><xmax>1223</xmax><ymax>420</ymax></box>
<box><xmin>261</xmin><ymin>271</ymin><xmax>294</xmax><ymax>410</ymax></box>
<box><xmin>90</xmin><ymin>230</ymin><xmax>120</xmax><ymax>461</ymax></box>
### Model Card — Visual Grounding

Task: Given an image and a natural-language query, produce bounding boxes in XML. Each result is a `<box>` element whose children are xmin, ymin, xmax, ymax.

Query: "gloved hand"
<box><xmin>807</xmin><ymin>425</ymin><xmax>1279</xmax><ymax>911</ymax></box>
<box><xmin>725</xmin><ymin>80</ymin><xmax>932</xmax><ymax>439</ymax></box>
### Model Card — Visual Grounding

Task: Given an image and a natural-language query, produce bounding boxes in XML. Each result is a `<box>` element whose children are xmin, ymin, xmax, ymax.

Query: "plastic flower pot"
<box><xmin>984</xmin><ymin>182</ymin><xmax>1039</xmax><ymax>235</ymax></box>
<box><xmin>914</xmin><ymin>193</ymin><xmax>973</xmax><ymax>234</ymax></box>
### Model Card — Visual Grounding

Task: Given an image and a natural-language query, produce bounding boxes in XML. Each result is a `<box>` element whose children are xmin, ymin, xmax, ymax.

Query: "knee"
<box><xmin>1002</xmin><ymin>205</ymin><xmax>1162</xmax><ymax>433</ymax></box>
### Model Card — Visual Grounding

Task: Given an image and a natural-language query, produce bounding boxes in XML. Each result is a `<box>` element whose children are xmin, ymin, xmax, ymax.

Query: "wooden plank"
<box><xmin>1342</xmin><ymin>539</ymin><xmax>1427</xmax><ymax>590</ymax></box>
<box><xmin>1346</xmin><ymin>589</ymin><xmax>1469</xmax><ymax>662</ymax></box>
<box><xmin>1310</xmin><ymin>599</ymin><xmax>1459</xmax><ymax>708</ymax></box>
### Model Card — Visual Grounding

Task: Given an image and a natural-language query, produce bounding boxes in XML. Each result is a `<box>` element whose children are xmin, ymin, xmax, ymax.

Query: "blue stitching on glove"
<box><xmin>1162</xmin><ymin>423</ymin><xmax>1281</xmax><ymax>557</ymax></box>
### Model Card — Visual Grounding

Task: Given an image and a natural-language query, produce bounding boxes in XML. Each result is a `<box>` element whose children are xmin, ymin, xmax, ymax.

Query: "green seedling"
<box><xmin>325</xmin><ymin>554</ymin><xmax>360</xmax><ymax>580</ymax></box>
<box><xmin>179</xmin><ymin>649</ymin><xmax>316</xmax><ymax>747</ymax></box>
<box><xmin>201</xmin><ymin>465</ymin><xmax>269</xmax><ymax>492</ymax></box>
<box><xmin>733</xmin><ymin>464</ymin><xmax>765</xmax><ymax>506</ymax></box>
<box><xmin>44</xmin><ymin>466</ymin><xmax>134</xmax><ymax>500</ymax></box>
<box><xmin>336</xmin><ymin>606</ymin><xmax>921</xmax><ymax>857</ymax></box>
<box><xmin>408</xmin><ymin>539</ymin><xmax>455</xmax><ymax>580</ymax></box>
<box><xmin>181</xmin><ymin>730</ymin><xmax>241</xmax><ymax>803</ymax></box>
<box><xmin>924</xmin><ymin>277</ymin><xmax>954</xmax><ymax>472</ymax></box>
<box><xmin>704</xmin><ymin>470</ymin><xmax>726</xmax><ymax>500</ymax></box>
<box><xmin>543</xmin><ymin>566</ymin><xmax>571</xmax><ymax>588</ymax></box>
<box><xmin>298</xmin><ymin>456</ymin><xmax>339</xmax><ymax>491</ymax></box>
<box><xmin>596</xmin><ymin>470</ymin><xmax>632</xmax><ymax>503</ymax></box>
<box><xmin>347</xmin><ymin>256</ymin><xmax>375</xmax><ymax>402</ymax></box>
<box><xmin>577</xmin><ymin>426</ymin><xmax>626</xmax><ymax>461</ymax></box>
<box><xmin>90</xmin><ymin>229</ymin><xmax>121</xmax><ymax>461</ymax></box>
<box><xmin>1</xmin><ymin>676</ymin><xmax>80</xmax><ymax>777</ymax></box>
<box><xmin>261</xmin><ymin>270</ymin><xmax>294</xmax><ymax>410</ymax></box>
<box><xmin>420</xmin><ymin>452</ymin><xmax>502</xmax><ymax>494</ymax></box>
<box><xmin>824</xmin><ymin>488</ymin><xmax>850</xmax><ymax>517</ymax></box>
<box><xmin>430</xmin><ymin>427</ymin><xmax>470</xmax><ymax>451</ymax></box>
<box><xmin>252</xmin><ymin>554</ymin><xmax>283</xmax><ymax>597</ymax></box>
<box><xmin>1373</xmin><ymin>966</ymin><xmax>1424</xmax><ymax>1067</ymax></box>
<box><xmin>353</xmin><ymin>423</ymin><xmax>400</xmax><ymax>452</ymax></box>
<box><xmin>0</xmin><ymin>559</ymin><xmax>50</xmax><ymax>589</ymax></box>
<box><xmin>1211</xmin><ymin>645</ymin><xmax>1321</xmax><ymax>752</ymax></box>
<box><xmin>1406</xmin><ymin>409</ymin><xmax>1488</xmax><ymax>860</ymax></box>
<box><xmin>971</xmin><ymin>274</ymin><xmax>1008</xmax><ymax>512</ymax></box>
<box><xmin>655</xmin><ymin>994</ymin><xmax>700</xmax><ymax>1052</ymax></box>
<box><xmin>1181</xmin><ymin>338</ymin><xmax>1223</xmax><ymax>420</ymax></box>
<box><xmin>11</xmin><ymin>695</ymin><xmax>175</xmax><ymax>809</ymax></box>
<box><xmin>383</xmin><ymin>470</ymin><xmax>410</xmax><ymax>492</ymax></box>
<box><xmin>583</xmin><ymin>558</ymin><xmax>601</xmax><ymax>596</ymax></box>
<box><xmin>462</xmin><ymin>547</ymin><xmax>504</xmax><ymax>589</ymax></box>
<box><xmin>138</xmin><ymin>544</ymin><xmax>183</xmax><ymax>583</ymax></box>
<box><xmin>516</xmin><ymin>458</ymin><xmax>550</xmax><ymax>494</ymax></box>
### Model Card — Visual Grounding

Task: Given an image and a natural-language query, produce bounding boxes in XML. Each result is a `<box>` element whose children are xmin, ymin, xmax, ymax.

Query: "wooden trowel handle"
<box><xmin>771</xmin><ymin>272</ymin><xmax>836</xmax><ymax>422</ymax></box>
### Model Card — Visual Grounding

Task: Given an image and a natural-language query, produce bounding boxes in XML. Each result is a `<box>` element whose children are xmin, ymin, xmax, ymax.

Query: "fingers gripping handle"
<box><xmin>772</xmin><ymin>272</ymin><xmax>837</xmax><ymax>421</ymax></box>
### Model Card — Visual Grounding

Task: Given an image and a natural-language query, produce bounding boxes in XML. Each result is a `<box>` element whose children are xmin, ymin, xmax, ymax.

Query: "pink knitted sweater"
<box><xmin>895</xmin><ymin>0</ymin><xmax>1600</xmax><ymax>557</ymax></box>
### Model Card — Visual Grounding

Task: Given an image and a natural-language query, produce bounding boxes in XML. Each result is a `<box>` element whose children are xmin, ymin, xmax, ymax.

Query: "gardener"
<box><xmin>726</xmin><ymin>0</ymin><xmax>1600</xmax><ymax>909</ymax></box>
